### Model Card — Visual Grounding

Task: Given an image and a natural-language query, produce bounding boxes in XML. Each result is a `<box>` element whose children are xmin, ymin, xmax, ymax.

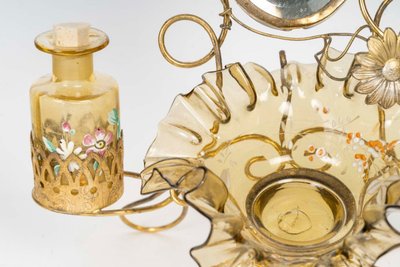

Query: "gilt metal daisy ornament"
<box><xmin>353</xmin><ymin>28</ymin><xmax>400</xmax><ymax>109</ymax></box>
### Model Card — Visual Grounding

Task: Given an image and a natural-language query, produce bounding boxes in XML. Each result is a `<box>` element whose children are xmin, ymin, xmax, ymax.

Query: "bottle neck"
<box><xmin>52</xmin><ymin>54</ymin><xmax>94</xmax><ymax>81</ymax></box>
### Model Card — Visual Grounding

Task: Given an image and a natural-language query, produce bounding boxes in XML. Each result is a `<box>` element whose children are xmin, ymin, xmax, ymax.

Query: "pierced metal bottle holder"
<box><xmin>32</xmin><ymin>0</ymin><xmax>400</xmax><ymax>266</ymax></box>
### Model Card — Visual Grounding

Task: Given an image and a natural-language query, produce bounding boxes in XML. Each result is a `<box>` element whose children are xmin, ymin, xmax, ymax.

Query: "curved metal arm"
<box><xmin>159</xmin><ymin>14</ymin><xmax>223</xmax><ymax>71</ymax></box>
<box><xmin>119</xmin><ymin>191</ymin><xmax>189</xmax><ymax>233</ymax></box>
<box><xmin>158</xmin><ymin>0</ymin><xmax>231</xmax><ymax>71</ymax></box>
<box><xmin>359</xmin><ymin>0</ymin><xmax>384</xmax><ymax>38</ymax></box>
<box><xmin>157</xmin><ymin>0</ymin><xmax>374</xmax><ymax>86</ymax></box>
<box><xmin>71</xmin><ymin>172</ymin><xmax>189</xmax><ymax>233</ymax></box>
<box><xmin>374</xmin><ymin>0</ymin><xmax>394</xmax><ymax>26</ymax></box>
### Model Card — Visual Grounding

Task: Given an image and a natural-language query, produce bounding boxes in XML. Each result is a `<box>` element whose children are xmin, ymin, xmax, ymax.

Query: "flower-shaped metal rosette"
<box><xmin>142</xmin><ymin>52</ymin><xmax>400</xmax><ymax>266</ymax></box>
<box><xmin>353</xmin><ymin>28</ymin><xmax>400</xmax><ymax>109</ymax></box>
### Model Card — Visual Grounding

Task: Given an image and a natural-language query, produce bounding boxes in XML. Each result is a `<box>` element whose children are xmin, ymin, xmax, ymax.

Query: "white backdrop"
<box><xmin>1</xmin><ymin>0</ymin><xmax>400</xmax><ymax>266</ymax></box>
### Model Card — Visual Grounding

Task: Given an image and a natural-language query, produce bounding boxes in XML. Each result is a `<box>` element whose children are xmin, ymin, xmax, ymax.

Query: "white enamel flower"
<box><xmin>56</xmin><ymin>139</ymin><xmax>87</xmax><ymax>172</ymax></box>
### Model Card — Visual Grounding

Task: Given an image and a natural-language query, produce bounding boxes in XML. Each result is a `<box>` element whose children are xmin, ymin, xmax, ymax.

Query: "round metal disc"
<box><xmin>236</xmin><ymin>0</ymin><xmax>346</xmax><ymax>30</ymax></box>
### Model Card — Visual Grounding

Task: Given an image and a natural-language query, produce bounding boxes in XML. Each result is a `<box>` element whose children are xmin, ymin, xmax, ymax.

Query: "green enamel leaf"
<box><xmin>53</xmin><ymin>165</ymin><xmax>60</xmax><ymax>176</ymax></box>
<box><xmin>117</xmin><ymin>123</ymin><xmax>121</xmax><ymax>139</ymax></box>
<box><xmin>108</xmin><ymin>108</ymin><xmax>121</xmax><ymax>139</ymax></box>
<box><xmin>93</xmin><ymin>161</ymin><xmax>99</xmax><ymax>171</ymax></box>
<box><xmin>43</xmin><ymin>137</ymin><xmax>57</xmax><ymax>153</ymax></box>
<box><xmin>108</xmin><ymin>108</ymin><xmax>119</xmax><ymax>125</ymax></box>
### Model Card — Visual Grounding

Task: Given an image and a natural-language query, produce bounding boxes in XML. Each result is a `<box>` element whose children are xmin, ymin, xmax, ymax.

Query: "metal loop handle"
<box><xmin>119</xmin><ymin>191</ymin><xmax>188</xmax><ymax>233</ymax></box>
<box><xmin>158</xmin><ymin>0</ymin><xmax>231</xmax><ymax>71</ymax></box>
<box><xmin>73</xmin><ymin>171</ymin><xmax>190</xmax><ymax>233</ymax></box>
<box><xmin>118</xmin><ymin>173</ymin><xmax>189</xmax><ymax>233</ymax></box>
<box><xmin>158</xmin><ymin>14</ymin><xmax>223</xmax><ymax>71</ymax></box>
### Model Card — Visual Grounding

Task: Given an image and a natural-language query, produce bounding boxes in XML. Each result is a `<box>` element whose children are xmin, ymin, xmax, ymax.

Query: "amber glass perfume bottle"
<box><xmin>30</xmin><ymin>23</ymin><xmax>123</xmax><ymax>214</ymax></box>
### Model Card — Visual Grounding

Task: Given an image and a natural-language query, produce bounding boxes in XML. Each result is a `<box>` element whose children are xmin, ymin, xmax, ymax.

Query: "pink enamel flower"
<box><xmin>83</xmin><ymin>128</ymin><xmax>113</xmax><ymax>156</ymax></box>
<box><xmin>62</xmin><ymin>121</ymin><xmax>71</xmax><ymax>133</ymax></box>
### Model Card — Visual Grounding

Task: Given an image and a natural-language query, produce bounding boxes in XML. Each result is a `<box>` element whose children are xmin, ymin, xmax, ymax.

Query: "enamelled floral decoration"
<box><xmin>41</xmin><ymin>108</ymin><xmax>120</xmax><ymax>175</ymax></box>
<box><xmin>353</xmin><ymin>28</ymin><xmax>400</xmax><ymax>109</ymax></box>
<box><xmin>83</xmin><ymin>129</ymin><xmax>113</xmax><ymax>157</ymax></box>
<box><xmin>32</xmin><ymin>109</ymin><xmax>124</xmax><ymax>214</ymax></box>
<box><xmin>43</xmin><ymin>121</ymin><xmax>87</xmax><ymax>173</ymax></box>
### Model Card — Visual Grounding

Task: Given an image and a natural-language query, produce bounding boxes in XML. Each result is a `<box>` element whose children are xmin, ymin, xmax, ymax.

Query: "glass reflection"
<box><xmin>251</xmin><ymin>0</ymin><xmax>331</xmax><ymax>19</ymax></box>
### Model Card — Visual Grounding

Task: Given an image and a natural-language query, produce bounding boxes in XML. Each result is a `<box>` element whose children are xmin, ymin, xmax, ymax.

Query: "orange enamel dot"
<box><xmin>355</xmin><ymin>154</ymin><xmax>366</xmax><ymax>161</ymax></box>
<box><xmin>363</xmin><ymin>161</ymin><xmax>367</xmax><ymax>167</ymax></box>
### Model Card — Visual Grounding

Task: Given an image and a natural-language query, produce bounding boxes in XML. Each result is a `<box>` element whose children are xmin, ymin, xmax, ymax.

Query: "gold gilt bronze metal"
<box><xmin>31</xmin><ymin>129</ymin><xmax>188</xmax><ymax>232</ymax></box>
<box><xmin>31</xmin><ymin>134</ymin><xmax>124</xmax><ymax>213</ymax></box>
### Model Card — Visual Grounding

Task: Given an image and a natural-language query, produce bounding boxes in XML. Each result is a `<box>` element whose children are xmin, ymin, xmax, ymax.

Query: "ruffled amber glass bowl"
<box><xmin>140</xmin><ymin>49</ymin><xmax>400</xmax><ymax>266</ymax></box>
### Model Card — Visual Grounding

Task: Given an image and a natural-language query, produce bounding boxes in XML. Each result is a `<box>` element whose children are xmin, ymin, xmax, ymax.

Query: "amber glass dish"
<box><xmin>140</xmin><ymin>49</ymin><xmax>400</xmax><ymax>266</ymax></box>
